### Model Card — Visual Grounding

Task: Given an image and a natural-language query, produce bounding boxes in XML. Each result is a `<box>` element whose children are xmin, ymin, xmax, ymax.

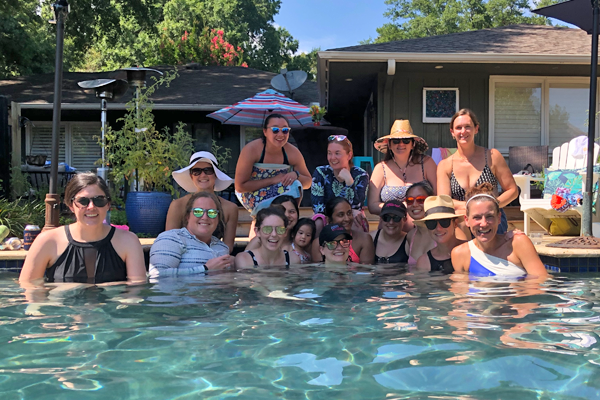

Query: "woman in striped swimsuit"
<box><xmin>437</xmin><ymin>109</ymin><xmax>518</xmax><ymax>240</ymax></box>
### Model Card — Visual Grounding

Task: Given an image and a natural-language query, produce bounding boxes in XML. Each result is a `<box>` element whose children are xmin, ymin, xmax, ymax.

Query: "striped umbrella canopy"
<box><xmin>207</xmin><ymin>89</ymin><xmax>313</xmax><ymax>128</ymax></box>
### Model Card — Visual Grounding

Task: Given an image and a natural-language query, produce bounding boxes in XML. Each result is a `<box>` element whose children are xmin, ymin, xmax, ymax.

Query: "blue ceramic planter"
<box><xmin>125</xmin><ymin>191</ymin><xmax>172</xmax><ymax>236</ymax></box>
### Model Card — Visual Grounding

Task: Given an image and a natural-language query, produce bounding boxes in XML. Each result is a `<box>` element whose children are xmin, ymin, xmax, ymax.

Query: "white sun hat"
<box><xmin>172</xmin><ymin>151</ymin><xmax>234</xmax><ymax>192</ymax></box>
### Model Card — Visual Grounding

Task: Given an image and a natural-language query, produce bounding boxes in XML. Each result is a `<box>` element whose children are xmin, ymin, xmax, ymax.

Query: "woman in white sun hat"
<box><xmin>166</xmin><ymin>151</ymin><xmax>237</xmax><ymax>252</ymax></box>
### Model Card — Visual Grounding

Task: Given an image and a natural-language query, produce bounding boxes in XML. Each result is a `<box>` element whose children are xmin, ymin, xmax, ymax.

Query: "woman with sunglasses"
<box><xmin>150</xmin><ymin>192</ymin><xmax>234</xmax><ymax>277</ymax></box>
<box><xmin>404</xmin><ymin>183</ymin><xmax>436</xmax><ymax>264</ymax></box>
<box><xmin>451</xmin><ymin>184</ymin><xmax>547</xmax><ymax>277</ymax></box>
<box><xmin>311</xmin><ymin>135</ymin><xmax>369</xmax><ymax>233</ymax></box>
<box><xmin>370</xmin><ymin>201</ymin><xmax>409</xmax><ymax>264</ymax></box>
<box><xmin>245</xmin><ymin>195</ymin><xmax>299</xmax><ymax>251</ymax></box>
<box><xmin>310</xmin><ymin>198</ymin><xmax>374</xmax><ymax>264</ymax></box>
<box><xmin>319</xmin><ymin>224</ymin><xmax>353</xmax><ymax>265</ymax></box>
<box><xmin>20</xmin><ymin>173</ymin><xmax>147</xmax><ymax>284</ymax></box>
<box><xmin>235</xmin><ymin>114</ymin><xmax>312</xmax><ymax>219</ymax></box>
<box><xmin>167</xmin><ymin>151</ymin><xmax>237</xmax><ymax>251</ymax></box>
<box><xmin>414</xmin><ymin>195</ymin><xmax>465</xmax><ymax>273</ymax></box>
<box><xmin>437</xmin><ymin>109</ymin><xmax>518</xmax><ymax>239</ymax></box>
<box><xmin>368</xmin><ymin>119</ymin><xmax>437</xmax><ymax>215</ymax></box>
<box><xmin>235</xmin><ymin>206</ymin><xmax>301</xmax><ymax>268</ymax></box>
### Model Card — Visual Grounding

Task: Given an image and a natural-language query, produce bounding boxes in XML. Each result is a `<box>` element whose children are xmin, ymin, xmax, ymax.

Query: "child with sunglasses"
<box><xmin>413</xmin><ymin>195</ymin><xmax>465</xmax><ymax>273</ymax></box>
<box><xmin>20</xmin><ymin>173</ymin><xmax>147</xmax><ymax>285</ymax></box>
<box><xmin>370</xmin><ymin>201</ymin><xmax>409</xmax><ymax>264</ymax></box>
<box><xmin>150</xmin><ymin>192</ymin><xmax>234</xmax><ymax>277</ymax></box>
<box><xmin>235</xmin><ymin>206</ymin><xmax>301</xmax><ymax>268</ymax></box>
<box><xmin>311</xmin><ymin>135</ymin><xmax>369</xmax><ymax>233</ymax></box>
<box><xmin>404</xmin><ymin>183</ymin><xmax>437</xmax><ymax>264</ymax></box>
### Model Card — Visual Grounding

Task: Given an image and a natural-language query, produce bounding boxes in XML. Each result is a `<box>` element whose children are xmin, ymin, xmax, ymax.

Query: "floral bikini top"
<box><xmin>380</xmin><ymin>159</ymin><xmax>428</xmax><ymax>203</ymax></box>
<box><xmin>291</xmin><ymin>243</ymin><xmax>311</xmax><ymax>264</ymax></box>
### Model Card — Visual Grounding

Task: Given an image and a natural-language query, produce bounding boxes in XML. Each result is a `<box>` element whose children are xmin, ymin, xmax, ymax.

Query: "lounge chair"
<box><xmin>517</xmin><ymin>136</ymin><xmax>600</xmax><ymax>235</ymax></box>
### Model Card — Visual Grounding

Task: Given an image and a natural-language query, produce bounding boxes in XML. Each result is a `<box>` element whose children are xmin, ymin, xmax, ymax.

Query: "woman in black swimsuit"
<box><xmin>370</xmin><ymin>201</ymin><xmax>409</xmax><ymax>264</ymax></box>
<box><xmin>19</xmin><ymin>173</ymin><xmax>147</xmax><ymax>285</ymax></box>
<box><xmin>235</xmin><ymin>206</ymin><xmax>301</xmax><ymax>268</ymax></box>
<box><xmin>437</xmin><ymin>109</ymin><xmax>518</xmax><ymax>239</ymax></box>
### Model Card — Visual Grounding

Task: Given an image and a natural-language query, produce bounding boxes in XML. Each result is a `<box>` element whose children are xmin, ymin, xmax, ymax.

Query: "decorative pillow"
<box><xmin>543</xmin><ymin>169</ymin><xmax>583</xmax><ymax>199</ymax></box>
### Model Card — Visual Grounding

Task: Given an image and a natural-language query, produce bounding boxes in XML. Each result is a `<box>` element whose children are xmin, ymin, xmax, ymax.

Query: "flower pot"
<box><xmin>313</xmin><ymin>121</ymin><xmax>321</xmax><ymax>126</ymax></box>
<box><xmin>125</xmin><ymin>191</ymin><xmax>172</xmax><ymax>236</ymax></box>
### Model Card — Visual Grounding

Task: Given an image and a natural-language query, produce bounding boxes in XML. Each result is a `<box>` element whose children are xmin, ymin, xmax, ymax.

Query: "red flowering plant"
<box><xmin>309</xmin><ymin>105</ymin><xmax>327</xmax><ymax>122</ymax></box>
<box><xmin>158</xmin><ymin>27</ymin><xmax>248</xmax><ymax>67</ymax></box>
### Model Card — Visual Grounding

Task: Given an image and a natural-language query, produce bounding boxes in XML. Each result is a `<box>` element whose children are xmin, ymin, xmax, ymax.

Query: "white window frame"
<box><xmin>26</xmin><ymin>121</ymin><xmax>101</xmax><ymax>167</ymax></box>
<box><xmin>489</xmin><ymin>75</ymin><xmax>599</xmax><ymax>155</ymax></box>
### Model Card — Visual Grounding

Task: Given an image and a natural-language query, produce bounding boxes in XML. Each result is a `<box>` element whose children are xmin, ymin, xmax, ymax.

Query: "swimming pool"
<box><xmin>1</xmin><ymin>266</ymin><xmax>599</xmax><ymax>399</ymax></box>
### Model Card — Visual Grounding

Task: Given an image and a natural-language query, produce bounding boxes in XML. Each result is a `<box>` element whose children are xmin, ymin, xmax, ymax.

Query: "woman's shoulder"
<box><xmin>219</xmin><ymin>197</ymin><xmax>238</xmax><ymax>212</ymax></box>
<box><xmin>170</xmin><ymin>194</ymin><xmax>190</xmax><ymax>207</ymax></box>
<box><xmin>451</xmin><ymin>241</ymin><xmax>471</xmax><ymax>258</ymax></box>
<box><xmin>351</xmin><ymin>165</ymin><xmax>368</xmax><ymax>176</ymax></box>
<box><xmin>112</xmin><ymin>228</ymin><xmax>142</xmax><ymax>246</ymax></box>
<box><xmin>353</xmin><ymin>229</ymin><xmax>372</xmax><ymax>242</ymax></box>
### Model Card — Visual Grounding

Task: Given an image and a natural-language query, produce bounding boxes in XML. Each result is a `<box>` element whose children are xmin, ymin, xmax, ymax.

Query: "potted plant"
<box><xmin>309</xmin><ymin>105</ymin><xmax>327</xmax><ymax>126</ymax></box>
<box><xmin>104</xmin><ymin>70</ymin><xmax>194</xmax><ymax>236</ymax></box>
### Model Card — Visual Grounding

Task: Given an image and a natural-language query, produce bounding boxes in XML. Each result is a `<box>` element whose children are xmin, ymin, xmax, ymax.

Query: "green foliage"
<box><xmin>10</xmin><ymin>167</ymin><xmax>32</xmax><ymax>200</ymax></box>
<box><xmin>367</xmin><ymin>0</ymin><xmax>562</xmax><ymax>43</ymax></box>
<box><xmin>59</xmin><ymin>215</ymin><xmax>76</xmax><ymax>226</ymax></box>
<box><xmin>105</xmin><ymin>70</ymin><xmax>195</xmax><ymax>195</ymax></box>
<box><xmin>0</xmin><ymin>198</ymin><xmax>45</xmax><ymax>237</ymax></box>
<box><xmin>211</xmin><ymin>140</ymin><xmax>232</xmax><ymax>171</ymax></box>
<box><xmin>285</xmin><ymin>48</ymin><xmax>319</xmax><ymax>81</ymax></box>
<box><xmin>136</xmin><ymin>232</ymin><xmax>154</xmax><ymax>238</ymax></box>
<box><xmin>110</xmin><ymin>209</ymin><xmax>128</xmax><ymax>225</ymax></box>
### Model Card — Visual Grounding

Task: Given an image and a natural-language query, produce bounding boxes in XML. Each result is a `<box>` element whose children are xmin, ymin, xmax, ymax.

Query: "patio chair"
<box><xmin>518</xmin><ymin>136</ymin><xmax>600</xmax><ymax>235</ymax></box>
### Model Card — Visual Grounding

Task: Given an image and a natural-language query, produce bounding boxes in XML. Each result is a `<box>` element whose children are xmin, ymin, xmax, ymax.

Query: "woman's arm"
<box><xmin>234</xmin><ymin>251</ymin><xmax>254</xmax><ymax>269</ymax></box>
<box><xmin>367</xmin><ymin>163</ymin><xmax>385</xmax><ymax>215</ymax></box>
<box><xmin>118</xmin><ymin>231</ymin><xmax>147</xmax><ymax>283</ymax></box>
<box><xmin>165</xmin><ymin>196</ymin><xmax>187</xmax><ymax>231</ymax></box>
<box><xmin>437</xmin><ymin>157</ymin><xmax>466</xmax><ymax>211</ymax></box>
<box><xmin>422</xmin><ymin>156</ymin><xmax>438</xmax><ymax>195</ymax></box>
<box><xmin>234</xmin><ymin>141</ymin><xmax>280</xmax><ymax>193</ymax></box>
<box><xmin>450</xmin><ymin>243</ymin><xmax>470</xmax><ymax>273</ymax></box>
<box><xmin>490</xmin><ymin>149</ymin><xmax>519</xmax><ymax>208</ymax></box>
<box><xmin>19</xmin><ymin>230</ymin><xmax>55</xmax><ymax>283</ymax></box>
<box><xmin>356</xmin><ymin>231</ymin><xmax>375</xmax><ymax>264</ymax></box>
<box><xmin>221</xmin><ymin>199</ymin><xmax>238</xmax><ymax>253</ymax></box>
<box><xmin>351</xmin><ymin>168</ymin><xmax>369</xmax><ymax>209</ymax></box>
<box><xmin>311</xmin><ymin>167</ymin><xmax>327</xmax><ymax>214</ymax></box>
<box><xmin>512</xmin><ymin>235</ymin><xmax>549</xmax><ymax>277</ymax></box>
<box><xmin>148</xmin><ymin>231</ymin><xmax>184</xmax><ymax>277</ymax></box>
<box><xmin>287</xmin><ymin>144</ymin><xmax>312</xmax><ymax>189</ymax></box>
<box><xmin>414</xmin><ymin>253</ymin><xmax>432</xmax><ymax>272</ymax></box>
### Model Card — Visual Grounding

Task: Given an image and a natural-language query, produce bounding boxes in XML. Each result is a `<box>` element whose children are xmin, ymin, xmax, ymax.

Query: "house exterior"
<box><xmin>317</xmin><ymin>25</ymin><xmax>599</xmax><ymax>160</ymax></box>
<box><xmin>0</xmin><ymin>65</ymin><xmax>317</xmax><ymax>178</ymax></box>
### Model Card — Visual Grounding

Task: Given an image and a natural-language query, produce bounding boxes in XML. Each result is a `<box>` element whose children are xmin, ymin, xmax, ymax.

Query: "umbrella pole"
<box><xmin>583</xmin><ymin>0</ymin><xmax>600</xmax><ymax>237</ymax></box>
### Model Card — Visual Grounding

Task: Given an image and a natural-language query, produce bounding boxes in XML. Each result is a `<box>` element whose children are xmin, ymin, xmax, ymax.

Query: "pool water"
<box><xmin>1</xmin><ymin>266</ymin><xmax>600</xmax><ymax>399</ymax></box>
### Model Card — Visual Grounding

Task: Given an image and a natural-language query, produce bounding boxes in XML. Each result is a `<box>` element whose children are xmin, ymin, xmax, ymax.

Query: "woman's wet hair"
<box><xmin>272</xmin><ymin>195</ymin><xmax>299</xmax><ymax>215</ymax></box>
<box><xmin>64</xmin><ymin>172</ymin><xmax>110</xmax><ymax>207</ymax></box>
<box><xmin>328</xmin><ymin>136</ymin><xmax>354</xmax><ymax>168</ymax></box>
<box><xmin>450</xmin><ymin>108</ymin><xmax>480</xmax><ymax>130</ymax></box>
<box><xmin>465</xmin><ymin>183</ymin><xmax>499</xmax><ymax>215</ymax></box>
<box><xmin>406</xmin><ymin>181</ymin><xmax>434</xmax><ymax>198</ymax></box>
<box><xmin>263</xmin><ymin>113</ymin><xmax>290</xmax><ymax>129</ymax></box>
<box><xmin>255</xmin><ymin>205</ymin><xmax>288</xmax><ymax>228</ymax></box>
<box><xmin>325</xmin><ymin>197</ymin><xmax>351</xmax><ymax>220</ymax></box>
<box><xmin>183</xmin><ymin>191</ymin><xmax>225</xmax><ymax>238</ymax></box>
<box><xmin>290</xmin><ymin>218</ymin><xmax>316</xmax><ymax>243</ymax></box>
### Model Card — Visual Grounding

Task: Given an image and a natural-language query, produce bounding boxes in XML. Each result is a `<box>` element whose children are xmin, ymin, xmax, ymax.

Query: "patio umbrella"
<box><xmin>207</xmin><ymin>89</ymin><xmax>313</xmax><ymax>128</ymax></box>
<box><xmin>534</xmin><ymin>0</ymin><xmax>600</xmax><ymax>237</ymax></box>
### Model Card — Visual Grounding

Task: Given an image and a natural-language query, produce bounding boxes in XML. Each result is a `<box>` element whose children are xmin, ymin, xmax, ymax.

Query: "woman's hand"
<box><xmin>277</xmin><ymin>172</ymin><xmax>298</xmax><ymax>187</ymax></box>
<box><xmin>337</xmin><ymin>168</ymin><xmax>354</xmax><ymax>186</ymax></box>
<box><xmin>205</xmin><ymin>255</ymin><xmax>236</xmax><ymax>270</ymax></box>
<box><xmin>352</xmin><ymin>209</ymin><xmax>366</xmax><ymax>231</ymax></box>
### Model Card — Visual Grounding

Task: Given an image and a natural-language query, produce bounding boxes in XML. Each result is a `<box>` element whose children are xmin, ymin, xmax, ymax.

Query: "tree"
<box><xmin>285</xmin><ymin>48</ymin><xmax>320</xmax><ymax>81</ymax></box>
<box><xmin>366</xmin><ymin>0</ymin><xmax>561</xmax><ymax>44</ymax></box>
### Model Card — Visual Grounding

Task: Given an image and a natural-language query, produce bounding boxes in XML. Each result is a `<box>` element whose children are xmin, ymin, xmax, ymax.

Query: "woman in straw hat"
<box><xmin>451</xmin><ymin>184</ymin><xmax>547</xmax><ymax>277</ymax></box>
<box><xmin>167</xmin><ymin>151</ymin><xmax>238</xmax><ymax>252</ymax></box>
<box><xmin>437</xmin><ymin>109</ymin><xmax>518</xmax><ymax>239</ymax></box>
<box><xmin>368</xmin><ymin>119</ymin><xmax>437</xmax><ymax>216</ymax></box>
<box><xmin>413</xmin><ymin>195</ymin><xmax>465</xmax><ymax>273</ymax></box>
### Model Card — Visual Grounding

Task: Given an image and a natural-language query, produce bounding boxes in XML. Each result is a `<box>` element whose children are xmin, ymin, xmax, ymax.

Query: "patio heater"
<box><xmin>77</xmin><ymin>79</ymin><xmax>129</xmax><ymax>181</ymax></box>
<box><xmin>119</xmin><ymin>67</ymin><xmax>162</xmax><ymax>190</ymax></box>
<box><xmin>44</xmin><ymin>0</ymin><xmax>69</xmax><ymax>232</ymax></box>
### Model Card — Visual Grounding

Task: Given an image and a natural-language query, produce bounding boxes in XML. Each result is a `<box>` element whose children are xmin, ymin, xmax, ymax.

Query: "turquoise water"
<box><xmin>1</xmin><ymin>266</ymin><xmax>600</xmax><ymax>399</ymax></box>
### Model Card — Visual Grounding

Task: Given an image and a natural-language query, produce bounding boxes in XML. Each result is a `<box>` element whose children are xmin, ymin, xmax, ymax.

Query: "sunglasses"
<box><xmin>269</xmin><ymin>127</ymin><xmax>290</xmax><ymax>134</ymax></box>
<box><xmin>192</xmin><ymin>208</ymin><xmax>219</xmax><ymax>219</ymax></box>
<box><xmin>424</xmin><ymin>218</ymin><xmax>453</xmax><ymax>230</ymax></box>
<box><xmin>328</xmin><ymin>135</ymin><xmax>347</xmax><ymax>141</ymax></box>
<box><xmin>190</xmin><ymin>167</ymin><xmax>215</xmax><ymax>176</ymax></box>
<box><xmin>406</xmin><ymin>196</ymin><xmax>427</xmax><ymax>206</ymax></box>
<box><xmin>391</xmin><ymin>138</ymin><xmax>413</xmax><ymax>145</ymax></box>
<box><xmin>73</xmin><ymin>195</ymin><xmax>110</xmax><ymax>208</ymax></box>
<box><xmin>324</xmin><ymin>239</ymin><xmax>351</xmax><ymax>250</ymax></box>
<box><xmin>261</xmin><ymin>225</ymin><xmax>287</xmax><ymax>235</ymax></box>
<box><xmin>382</xmin><ymin>214</ymin><xmax>404</xmax><ymax>223</ymax></box>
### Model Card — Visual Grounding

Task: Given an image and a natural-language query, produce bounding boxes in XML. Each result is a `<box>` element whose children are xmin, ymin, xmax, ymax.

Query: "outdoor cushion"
<box><xmin>543</xmin><ymin>168</ymin><xmax>583</xmax><ymax>199</ymax></box>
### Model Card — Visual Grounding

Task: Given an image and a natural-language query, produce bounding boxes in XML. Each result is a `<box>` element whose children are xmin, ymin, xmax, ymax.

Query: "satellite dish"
<box><xmin>78</xmin><ymin>79</ymin><xmax>129</xmax><ymax>100</ymax></box>
<box><xmin>271</xmin><ymin>69</ymin><xmax>307</xmax><ymax>98</ymax></box>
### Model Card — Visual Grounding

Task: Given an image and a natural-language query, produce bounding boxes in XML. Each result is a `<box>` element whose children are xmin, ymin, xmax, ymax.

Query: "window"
<box><xmin>490</xmin><ymin>76</ymin><xmax>598</xmax><ymax>154</ymax></box>
<box><xmin>179</xmin><ymin>123</ymin><xmax>214</xmax><ymax>151</ymax></box>
<box><xmin>28</xmin><ymin>122</ymin><xmax>101</xmax><ymax>171</ymax></box>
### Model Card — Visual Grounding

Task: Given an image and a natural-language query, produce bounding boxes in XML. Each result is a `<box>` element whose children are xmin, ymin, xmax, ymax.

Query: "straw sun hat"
<box><xmin>172</xmin><ymin>151</ymin><xmax>234</xmax><ymax>192</ymax></box>
<box><xmin>374</xmin><ymin>119</ymin><xmax>428</xmax><ymax>154</ymax></box>
<box><xmin>414</xmin><ymin>195</ymin><xmax>463</xmax><ymax>224</ymax></box>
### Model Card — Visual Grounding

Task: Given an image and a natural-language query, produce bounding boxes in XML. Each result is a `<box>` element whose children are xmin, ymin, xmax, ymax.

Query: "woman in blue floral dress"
<box><xmin>311</xmin><ymin>135</ymin><xmax>369</xmax><ymax>232</ymax></box>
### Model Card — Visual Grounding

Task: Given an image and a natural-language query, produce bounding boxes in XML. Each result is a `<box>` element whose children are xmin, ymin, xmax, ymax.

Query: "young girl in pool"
<box><xmin>451</xmin><ymin>183</ymin><xmax>548</xmax><ymax>277</ymax></box>
<box><xmin>284</xmin><ymin>218</ymin><xmax>316</xmax><ymax>264</ymax></box>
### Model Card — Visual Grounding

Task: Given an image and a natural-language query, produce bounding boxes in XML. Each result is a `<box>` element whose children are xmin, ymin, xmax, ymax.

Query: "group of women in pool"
<box><xmin>18</xmin><ymin>108</ymin><xmax>548</xmax><ymax>285</ymax></box>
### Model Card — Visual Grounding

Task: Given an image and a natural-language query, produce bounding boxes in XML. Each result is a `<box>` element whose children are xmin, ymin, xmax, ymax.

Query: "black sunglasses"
<box><xmin>269</xmin><ymin>127</ymin><xmax>290</xmax><ymax>134</ymax></box>
<box><xmin>190</xmin><ymin>167</ymin><xmax>215</xmax><ymax>176</ymax></box>
<box><xmin>382</xmin><ymin>214</ymin><xmax>404</xmax><ymax>223</ymax></box>
<box><xmin>424</xmin><ymin>218</ymin><xmax>453</xmax><ymax>230</ymax></box>
<box><xmin>73</xmin><ymin>195</ymin><xmax>110</xmax><ymax>208</ymax></box>
<box><xmin>391</xmin><ymin>138</ymin><xmax>413</xmax><ymax>145</ymax></box>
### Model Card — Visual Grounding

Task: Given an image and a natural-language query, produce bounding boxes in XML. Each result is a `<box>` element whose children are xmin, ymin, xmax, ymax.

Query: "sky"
<box><xmin>274</xmin><ymin>0</ymin><xmax>390</xmax><ymax>53</ymax></box>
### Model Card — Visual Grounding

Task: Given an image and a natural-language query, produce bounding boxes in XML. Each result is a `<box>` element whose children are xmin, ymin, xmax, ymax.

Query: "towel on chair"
<box><xmin>570</xmin><ymin>136</ymin><xmax>588</xmax><ymax>159</ymax></box>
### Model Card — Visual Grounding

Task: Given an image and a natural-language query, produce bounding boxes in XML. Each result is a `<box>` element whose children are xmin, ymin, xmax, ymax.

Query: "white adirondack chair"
<box><xmin>517</xmin><ymin>136</ymin><xmax>600</xmax><ymax>235</ymax></box>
